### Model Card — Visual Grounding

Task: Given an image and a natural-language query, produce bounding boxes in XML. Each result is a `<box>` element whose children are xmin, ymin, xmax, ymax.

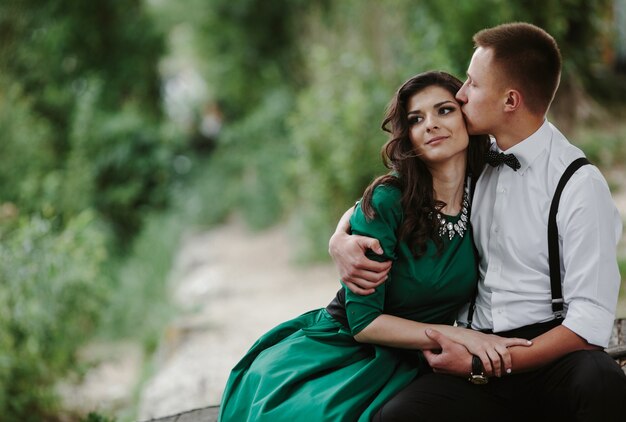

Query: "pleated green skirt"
<box><xmin>218</xmin><ymin>308</ymin><xmax>422</xmax><ymax>421</ymax></box>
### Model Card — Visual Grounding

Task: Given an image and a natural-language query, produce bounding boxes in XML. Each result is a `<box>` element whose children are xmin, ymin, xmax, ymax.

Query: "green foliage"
<box><xmin>0</xmin><ymin>0</ymin><xmax>176</xmax><ymax>418</ymax></box>
<box><xmin>0</xmin><ymin>0</ymin><xmax>174</xmax><ymax>240</ymax></box>
<box><xmin>190</xmin><ymin>0</ymin><xmax>324</xmax><ymax>117</ymax></box>
<box><xmin>0</xmin><ymin>212</ymin><xmax>110</xmax><ymax>421</ymax></box>
<box><xmin>288</xmin><ymin>46</ymin><xmax>388</xmax><ymax>258</ymax></box>
<box><xmin>80</xmin><ymin>412</ymin><xmax>117</xmax><ymax>422</ymax></box>
<box><xmin>219</xmin><ymin>89</ymin><xmax>297</xmax><ymax>229</ymax></box>
<box><xmin>574</xmin><ymin>123</ymin><xmax>626</xmax><ymax>169</ymax></box>
<box><xmin>421</xmin><ymin>0</ymin><xmax>513</xmax><ymax>76</ymax></box>
<box><xmin>0</xmin><ymin>79</ymin><xmax>56</xmax><ymax>214</ymax></box>
<box><xmin>90</xmin><ymin>108</ymin><xmax>178</xmax><ymax>242</ymax></box>
<box><xmin>0</xmin><ymin>0</ymin><xmax>164</xmax><ymax>142</ymax></box>
<box><xmin>98</xmin><ymin>211</ymin><xmax>181</xmax><ymax>350</ymax></box>
<box><xmin>287</xmin><ymin>0</ymin><xmax>452</xmax><ymax>259</ymax></box>
<box><xmin>419</xmin><ymin>0</ymin><xmax>616</xmax><ymax>78</ymax></box>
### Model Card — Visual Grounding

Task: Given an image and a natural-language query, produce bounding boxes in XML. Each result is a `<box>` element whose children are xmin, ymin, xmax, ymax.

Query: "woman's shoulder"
<box><xmin>371</xmin><ymin>179</ymin><xmax>401</xmax><ymax>199</ymax></box>
<box><xmin>368</xmin><ymin>181</ymin><xmax>402</xmax><ymax>213</ymax></box>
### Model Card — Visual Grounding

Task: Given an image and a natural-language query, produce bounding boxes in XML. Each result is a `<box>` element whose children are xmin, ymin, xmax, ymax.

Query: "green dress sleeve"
<box><xmin>344</xmin><ymin>184</ymin><xmax>402</xmax><ymax>335</ymax></box>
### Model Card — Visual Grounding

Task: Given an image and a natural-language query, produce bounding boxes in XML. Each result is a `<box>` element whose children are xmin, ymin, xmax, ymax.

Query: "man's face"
<box><xmin>456</xmin><ymin>47</ymin><xmax>505</xmax><ymax>135</ymax></box>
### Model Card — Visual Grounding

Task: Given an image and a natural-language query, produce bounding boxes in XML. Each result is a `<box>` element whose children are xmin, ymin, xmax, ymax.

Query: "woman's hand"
<box><xmin>446</xmin><ymin>328</ymin><xmax>533</xmax><ymax>377</ymax></box>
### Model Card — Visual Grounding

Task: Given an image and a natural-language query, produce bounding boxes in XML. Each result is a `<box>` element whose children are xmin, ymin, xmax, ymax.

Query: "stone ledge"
<box><xmin>141</xmin><ymin>405</ymin><xmax>219</xmax><ymax>422</ymax></box>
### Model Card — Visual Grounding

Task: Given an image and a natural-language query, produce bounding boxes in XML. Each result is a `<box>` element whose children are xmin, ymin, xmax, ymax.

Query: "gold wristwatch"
<box><xmin>468</xmin><ymin>355</ymin><xmax>488</xmax><ymax>384</ymax></box>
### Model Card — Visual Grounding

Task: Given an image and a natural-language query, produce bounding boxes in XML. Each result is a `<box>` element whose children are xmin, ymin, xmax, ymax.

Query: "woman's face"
<box><xmin>406</xmin><ymin>85</ymin><xmax>469</xmax><ymax>166</ymax></box>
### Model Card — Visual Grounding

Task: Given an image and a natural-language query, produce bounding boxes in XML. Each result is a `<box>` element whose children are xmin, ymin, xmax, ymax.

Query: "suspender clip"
<box><xmin>551</xmin><ymin>298</ymin><xmax>565</xmax><ymax>319</ymax></box>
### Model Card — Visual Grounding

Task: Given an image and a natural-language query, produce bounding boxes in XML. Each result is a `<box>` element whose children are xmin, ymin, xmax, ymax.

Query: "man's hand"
<box><xmin>422</xmin><ymin>329</ymin><xmax>473</xmax><ymax>377</ymax></box>
<box><xmin>328</xmin><ymin>206</ymin><xmax>391</xmax><ymax>295</ymax></box>
<box><xmin>329</xmin><ymin>231</ymin><xmax>391</xmax><ymax>295</ymax></box>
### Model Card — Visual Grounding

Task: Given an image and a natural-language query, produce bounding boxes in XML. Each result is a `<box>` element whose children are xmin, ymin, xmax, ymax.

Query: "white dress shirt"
<box><xmin>457</xmin><ymin>120</ymin><xmax>623</xmax><ymax>347</ymax></box>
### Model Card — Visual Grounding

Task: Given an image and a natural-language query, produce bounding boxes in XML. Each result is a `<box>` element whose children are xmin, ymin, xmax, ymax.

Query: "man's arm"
<box><xmin>506</xmin><ymin>325</ymin><xmax>599</xmax><ymax>371</ymax></box>
<box><xmin>328</xmin><ymin>206</ymin><xmax>392</xmax><ymax>295</ymax></box>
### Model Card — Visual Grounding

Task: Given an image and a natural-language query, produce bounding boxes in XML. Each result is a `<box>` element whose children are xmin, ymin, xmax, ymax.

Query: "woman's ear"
<box><xmin>504</xmin><ymin>89</ymin><xmax>522</xmax><ymax>112</ymax></box>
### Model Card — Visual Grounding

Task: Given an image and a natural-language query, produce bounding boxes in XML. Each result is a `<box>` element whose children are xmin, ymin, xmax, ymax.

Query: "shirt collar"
<box><xmin>492</xmin><ymin>120</ymin><xmax>550</xmax><ymax>175</ymax></box>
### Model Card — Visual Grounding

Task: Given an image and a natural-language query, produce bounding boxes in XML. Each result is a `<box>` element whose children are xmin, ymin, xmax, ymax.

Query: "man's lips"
<box><xmin>426</xmin><ymin>136</ymin><xmax>448</xmax><ymax>145</ymax></box>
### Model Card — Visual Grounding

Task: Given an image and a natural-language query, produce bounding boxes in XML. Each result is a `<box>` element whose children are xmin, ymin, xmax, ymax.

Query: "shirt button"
<box><xmin>494</xmin><ymin>226</ymin><xmax>499</xmax><ymax>233</ymax></box>
<box><xmin>499</xmin><ymin>188</ymin><xmax>506</xmax><ymax>194</ymax></box>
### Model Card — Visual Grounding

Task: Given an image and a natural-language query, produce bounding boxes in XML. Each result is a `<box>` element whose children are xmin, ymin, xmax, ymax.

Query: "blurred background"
<box><xmin>1</xmin><ymin>0</ymin><xmax>625</xmax><ymax>421</ymax></box>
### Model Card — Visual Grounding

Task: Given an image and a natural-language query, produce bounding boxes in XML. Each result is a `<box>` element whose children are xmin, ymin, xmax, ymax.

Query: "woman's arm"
<box><xmin>354</xmin><ymin>314</ymin><xmax>532</xmax><ymax>377</ymax></box>
<box><xmin>343</xmin><ymin>186</ymin><xmax>530</xmax><ymax>377</ymax></box>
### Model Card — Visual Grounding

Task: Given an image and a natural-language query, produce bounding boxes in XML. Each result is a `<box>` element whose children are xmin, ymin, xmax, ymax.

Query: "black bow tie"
<box><xmin>486</xmin><ymin>150</ymin><xmax>521</xmax><ymax>171</ymax></box>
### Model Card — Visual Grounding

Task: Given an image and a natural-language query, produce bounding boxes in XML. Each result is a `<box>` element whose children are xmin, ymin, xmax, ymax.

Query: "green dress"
<box><xmin>218</xmin><ymin>184</ymin><xmax>477</xmax><ymax>421</ymax></box>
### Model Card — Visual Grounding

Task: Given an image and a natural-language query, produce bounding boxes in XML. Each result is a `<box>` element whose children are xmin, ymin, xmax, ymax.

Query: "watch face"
<box><xmin>470</xmin><ymin>375</ymin><xmax>489</xmax><ymax>385</ymax></box>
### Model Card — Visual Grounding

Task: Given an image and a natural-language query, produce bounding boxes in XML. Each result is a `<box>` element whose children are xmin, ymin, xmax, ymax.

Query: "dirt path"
<box><xmin>136</xmin><ymin>219</ymin><xmax>339</xmax><ymax>420</ymax></box>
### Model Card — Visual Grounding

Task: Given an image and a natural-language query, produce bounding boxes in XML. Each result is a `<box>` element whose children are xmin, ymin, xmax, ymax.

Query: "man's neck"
<box><xmin>492</xmin><ymin>113</ymin><xmax>545</xmax><ymax>151</ymax></box>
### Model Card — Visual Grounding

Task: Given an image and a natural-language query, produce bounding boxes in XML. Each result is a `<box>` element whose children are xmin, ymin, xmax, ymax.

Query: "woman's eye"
<box><xmin>440</xmin><ymin>107</ymin><xmax>455</xmax><ymax>116</ymax></box>
<box><xmin>408</xmin><ymin>116</ymin><xmax>423</xmax><ymax>125</ymax></box>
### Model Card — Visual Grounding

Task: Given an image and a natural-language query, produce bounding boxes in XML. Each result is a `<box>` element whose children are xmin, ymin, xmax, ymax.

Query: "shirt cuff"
<box><xmin>562</xmin><ymin>300</ymin><xmax>615</xmax><ymax>347</ymax></box>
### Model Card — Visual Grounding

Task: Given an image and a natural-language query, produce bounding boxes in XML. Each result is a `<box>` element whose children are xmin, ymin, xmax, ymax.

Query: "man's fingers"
<box><xmin>343</xmin><ymin>272</ymin><xmax>385</xmax><ymax>289</ymax></box>
<box><xmin>343</xmin><ymin>281</ymin><xmax>375</xmax><ymax>296</ymax></box>
<box><xmin>348</xmin><ymin>268</ymin><xmax>389</xmax><ymax>285</ymax></box>
<box><xmin>422</xmin><ymin>349</ymin><xmax>438</xmax><ymax>365</ymax></box>
<box><xmin>353</xmin><ymin>256</ymin><xmax>392</xmax><ymax>274</ymax></box>
<box><xmin>422</xmin><ymin>351</ymin><xmax>441</xmax><ymax>373</ymax></box>
<box><xmin>425</xmin><ymin>329</ymin><xmax>453</xmax><ymax>348</ymax></box>
<box><xmin>359</xmin><ymin>236</ymin><xmax>384</xmax><ymax>255</ymax></box>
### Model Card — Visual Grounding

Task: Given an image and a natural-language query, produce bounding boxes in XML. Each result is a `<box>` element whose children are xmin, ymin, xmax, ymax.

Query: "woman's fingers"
<box><xmin>488</xmin><ymin>337</ymin><xmax>532</xmax><ymax>376</ymax></box>
<box><xmin>485</xmin><ymin>349</ymin><xmax>502</xmax><ymax>377</ymax></box>
<box><xmin>504</xmin><ymin>338</ymin><xmax>533</xmax><ymax>347</ymax></box>
<box><xmin>478</xmin><ymin>353</ymin><xmax>493</xmax><ymax>376</ymax></box>
<box><xmin>495</xmin><ymin>344</ymin><xmax>513</xmax><ymax>375</ymax></box>
<box><xmin>467</xmin><ymin>335</ymin><xmax>534</xmax><ymax>378</ymax></box>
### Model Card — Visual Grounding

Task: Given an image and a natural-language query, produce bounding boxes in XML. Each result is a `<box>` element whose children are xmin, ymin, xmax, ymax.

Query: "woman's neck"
<box><xmin>430</xmin><ymin>159</ymin><xmax>466</xmax><ymax>215</ymax></box>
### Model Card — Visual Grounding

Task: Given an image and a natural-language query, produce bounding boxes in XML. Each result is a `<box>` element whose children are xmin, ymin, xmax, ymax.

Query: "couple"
<box><xmin>219</xmin><ymin>22</ymin><xmax>626</xmax><ymax>421</ymax></box>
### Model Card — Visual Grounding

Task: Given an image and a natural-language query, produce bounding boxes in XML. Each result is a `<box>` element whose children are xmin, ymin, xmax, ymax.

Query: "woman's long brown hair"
<box><xmin>360</xmin><ymin>71</ymin><xmax>490</xmax><ymax>257</ymax></box>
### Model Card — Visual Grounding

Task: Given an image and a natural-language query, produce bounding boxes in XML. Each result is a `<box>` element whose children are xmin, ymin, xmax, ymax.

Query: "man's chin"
<box><xmin>466</xmin><ymin>125</ymin><xmax>480</xmax><ymax>135</ymax></box>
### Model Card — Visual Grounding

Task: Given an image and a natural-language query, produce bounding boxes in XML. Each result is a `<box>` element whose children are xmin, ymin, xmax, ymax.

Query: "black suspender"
<box><xmin>547</xmin><ymin>157</ymin><xmax>591</xmax><ymax>318</ymax></box>
<box><xmin>466</xmin><ymin>157</ymin><xmax>591</xmax><ymax>327</ymax></box>
<box><xmin>466</xmin><ymin>174</ymin><xmax>479</xmax><ymax>328</ymax></box>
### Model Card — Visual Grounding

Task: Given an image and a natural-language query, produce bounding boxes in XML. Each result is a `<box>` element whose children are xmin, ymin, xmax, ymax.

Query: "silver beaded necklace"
<box><xmin>433</xmin><ymin>185</ymin><xmax>470</xmax><ymax>240</ymax></box>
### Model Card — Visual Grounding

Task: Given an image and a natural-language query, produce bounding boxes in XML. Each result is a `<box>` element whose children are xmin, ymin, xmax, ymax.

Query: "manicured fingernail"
<box><xmin>527</xmin><ymin>340</ymin><xmax>532</xmax><ymax>345</ymax></box>
<box><xmin>426</xmin><ymin>329</ymin><xmax>432</xmax><ymax>334</ymax></box>
<box><xmin>506</xmin><ymin>368</ymin><xmax>511</xmax><ymax>374</ymax></box>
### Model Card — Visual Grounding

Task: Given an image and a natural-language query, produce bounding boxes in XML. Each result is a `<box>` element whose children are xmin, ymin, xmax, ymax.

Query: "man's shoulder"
<box><xmin>543</xmin><ymin>123</ymin><xmax>597</xmax><ymax>181</ymax></box>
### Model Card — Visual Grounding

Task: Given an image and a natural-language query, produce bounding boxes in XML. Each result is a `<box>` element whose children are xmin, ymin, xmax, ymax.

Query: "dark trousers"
<box><xmin>373</xmin><ymin>322</ymin><xmax>626</xmax><ymax>421</ymax></box>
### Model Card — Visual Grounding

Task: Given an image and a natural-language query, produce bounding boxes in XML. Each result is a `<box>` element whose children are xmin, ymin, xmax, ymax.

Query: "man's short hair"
<box><xmin>474</xmin><ymin>22</ymin><xmax>562</xmax><ymax>115</ymax></box>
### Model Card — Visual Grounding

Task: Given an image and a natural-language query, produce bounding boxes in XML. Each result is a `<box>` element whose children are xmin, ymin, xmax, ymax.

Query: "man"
<box><xmin>329</xmin><ymin>22</ymin><xmax>626</xmax><ymax>421</ymax></box>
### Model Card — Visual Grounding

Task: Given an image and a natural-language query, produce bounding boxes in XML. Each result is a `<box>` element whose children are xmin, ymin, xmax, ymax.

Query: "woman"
<box><xmin>218</xmin><ymin>71</ymin><xmax>531</xmax><ymax>421</ymax></box>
